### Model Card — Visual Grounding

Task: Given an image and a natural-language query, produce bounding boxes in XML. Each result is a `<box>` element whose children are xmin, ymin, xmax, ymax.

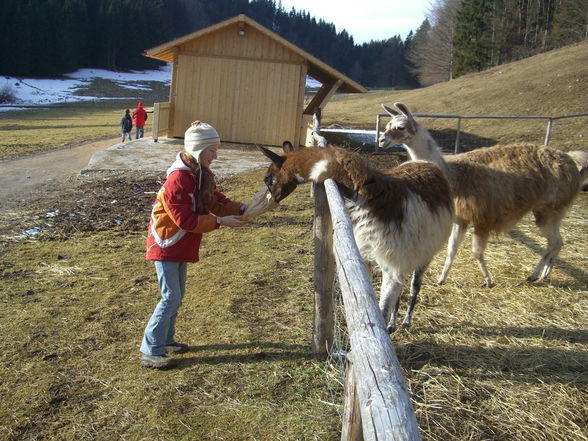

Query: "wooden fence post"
<box><xmin>152</xmin><ymin>103</ymin><xmax>160</xmax><ymax>142</ymax></box>
<box><xmin>544</xmin><ymin>118</ymin><xmax>553</xmax><ymax>145</ymax></box>
<box><xmin>341</xmin><ymin>353</ymin><xmax>364</xmax><ymax>441</ymax></box>
<box><xmin>311</xmin><ymin>107</ymin><xmax>335</xmax><ymax>360</ymax></box>
<box><xmin>312</xmin><ymin>183</ymin><xmax>335</xmax><ymax>359</ymax></box>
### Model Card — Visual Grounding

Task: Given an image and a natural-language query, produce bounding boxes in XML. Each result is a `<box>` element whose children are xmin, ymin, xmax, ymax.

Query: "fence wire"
<box><xmin>323</xmin><ymin>263</ymin><xmax>384</xmax><ymax>420</ymax></box>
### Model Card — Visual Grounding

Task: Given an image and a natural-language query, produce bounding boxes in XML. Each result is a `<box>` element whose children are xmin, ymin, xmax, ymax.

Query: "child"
<box><xmin>132</xmin><ymin>101</ymin><xmax>147</xmax><ymax>139</ymax></box>
<box><xmin>140</xmin><ymin>121</ymin><xmax>247</xmax><ymax>369</ymax></box>
<box><xmin>120</xmin><ymin>109</ymin><xmax>133</xmax><ymax>142</ymax></box>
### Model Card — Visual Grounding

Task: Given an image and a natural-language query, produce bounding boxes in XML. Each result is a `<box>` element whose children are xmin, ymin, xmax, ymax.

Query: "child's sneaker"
<box><xmin>164</xmin><ymin>342</ymin><xmax>189</xmax><ymax>354</ymax></box>
<box><xmin>141</xmin><ymin>354</ymin><xmax>178</xmax><ymax>369</ymax></box>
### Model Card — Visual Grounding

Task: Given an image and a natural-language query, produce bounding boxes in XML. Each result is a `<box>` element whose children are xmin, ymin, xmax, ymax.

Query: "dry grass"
<box><xmin>321</xmin><ymin>167</ymin><xmax>587</xmax><ymax>440</ymax></box>
<box><xmin>0</xmin><ymin>102</ymin><xmax>152</xmax><ymax>159</ymax></box>
<box><xmin>0</xmin><ymin>169</ymin><xmax>342</xmax><ymax>441</ymax></box>
<box><xmin>397</xmin><ymin>196</ymin><xmax>588</xmax><ymax>440</ymax></box>
<box><xmin>1</xmin><ymin>159</ymin><xmax>586</xmax><ymax>440</ymax></box>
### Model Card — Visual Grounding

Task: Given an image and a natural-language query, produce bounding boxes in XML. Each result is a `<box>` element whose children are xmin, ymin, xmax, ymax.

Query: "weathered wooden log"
<box><xmin>324</xmin><ymin>179</ymin><xmax>422</xmax><ymax>441</ymax></box>
<box><xmin>341</xmin><ymin>353</ymin><xmax>364</xmax><ymax>441</ymax></box>
<box><xmin>311</xmin><ymin>108</ymin><xmax>328</xmax><ymax>147</ymax></box>
<box><xmin>312</xmin><ymin>182</ymin><xmax>335</xmax><ymax>359</ymax></box>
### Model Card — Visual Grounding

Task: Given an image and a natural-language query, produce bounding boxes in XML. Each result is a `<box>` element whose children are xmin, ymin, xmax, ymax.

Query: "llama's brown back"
<box><xmin>327</xmin><ymin>148</ymin><xmax>452</xmax><ymax>226</ymax></box>
<box><xmin>446</xmin><ymin>143</ymin><xmax>580</xmax><ymax>231</ymax></box>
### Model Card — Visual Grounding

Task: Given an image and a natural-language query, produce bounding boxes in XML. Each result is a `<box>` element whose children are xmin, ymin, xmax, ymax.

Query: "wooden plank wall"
<box><xmin>171</xmin><ymin>23</ymin><xmax>307</xmax><ymax>146</ymax></box>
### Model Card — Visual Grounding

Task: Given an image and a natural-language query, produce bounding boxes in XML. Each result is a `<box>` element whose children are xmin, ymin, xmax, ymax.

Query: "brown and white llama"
<box><xmin>379</xmin><ymin>102</ymin><xmax>582</xmax><ymax>287</ymax></box>
<box><xmin>257</xmin><ymin>143</ymin><xmax>454</xmax><ymax>332</ymax></box>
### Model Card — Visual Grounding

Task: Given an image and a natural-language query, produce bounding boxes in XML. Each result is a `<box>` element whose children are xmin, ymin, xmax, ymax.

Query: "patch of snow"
<box><xmin>67</xmin><ymin>66</ymin><xmax>172</xmax><ymax>83</ymax></box>
<box><xmin>306</xmin><ymin>76</ymin><xmax>322</xmax><ymax>88</ymax></box>
<box><xmin>0</xmin><ymin>65</ymin><xmax>172</xmax><ymax>110</ymax></box>
<box><xmin>14</xmin><ymin>226</ymin><xmax>42</xmax><ymax>238</ymax></box>
<box><xmin>1</xmin><ymin>64</ymin><xmax>322</xmax><ymax>111</ymax></box>
<box><xmin>321</xmin><ymin>128</ymin><xmax>377</xmax><ymax>143</ymax></box>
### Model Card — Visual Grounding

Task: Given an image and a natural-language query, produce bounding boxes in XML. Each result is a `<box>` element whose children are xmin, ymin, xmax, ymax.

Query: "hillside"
<box><xmin>325</xmin><ymin>41</ymin><xmax>588</xmax><ymax>151</ymax></box>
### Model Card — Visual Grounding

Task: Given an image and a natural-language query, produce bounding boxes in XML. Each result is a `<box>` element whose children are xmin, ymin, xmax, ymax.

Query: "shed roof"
<box><xmin>144</xmin><ymin>14</ymin><xmax>367</xmax><ymax>94</ymax></box>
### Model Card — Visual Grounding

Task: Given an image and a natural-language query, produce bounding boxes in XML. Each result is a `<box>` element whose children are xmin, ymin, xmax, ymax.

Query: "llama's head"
<box><xmin>378</xmin><ymin>102</ymin><xmax>418</xmax><ymax>148</ymax></box>
<box><xmin>257</xmin><ymin>142</ymin><xmax>301</xmax><ymax>203</ymax></box>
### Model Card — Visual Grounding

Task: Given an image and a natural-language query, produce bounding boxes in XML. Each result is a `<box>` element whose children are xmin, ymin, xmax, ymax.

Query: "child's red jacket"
<box><xmin>146</xmin><ymin>153</ymin><xmax>243</xmax><ymax>262</ymax></box>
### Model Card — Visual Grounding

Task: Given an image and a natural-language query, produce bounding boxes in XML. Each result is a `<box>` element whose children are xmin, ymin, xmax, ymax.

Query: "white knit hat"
<box><xmin>184</xmin><ymin>121</ymin><xmax>220</xmax><ymax>161</ymax></box>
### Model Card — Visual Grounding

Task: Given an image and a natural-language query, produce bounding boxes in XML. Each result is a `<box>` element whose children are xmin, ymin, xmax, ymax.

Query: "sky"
<box><xmin>278</xmin><ymin>0</ymin><xmax>431</xmax><ymax>44</ymax></box>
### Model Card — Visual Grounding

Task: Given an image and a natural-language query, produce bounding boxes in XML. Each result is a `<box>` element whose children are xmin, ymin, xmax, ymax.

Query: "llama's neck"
<box><xmin>292</xmin><ymin>148</ymin><xmax>358</xmax><ymax>191</ymax></box>
<box><xmin>403</xmin><ymin>124</ymin><xmax>448</xmax><ymax>173</ymax></box>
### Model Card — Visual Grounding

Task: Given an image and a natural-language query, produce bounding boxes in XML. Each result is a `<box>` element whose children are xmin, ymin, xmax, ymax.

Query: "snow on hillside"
<box><xmin>1</xmin><ymin>65</ymin><xmax>322</xmax><ymax>110</ymax></box>
<box><xmin>0</xmin><ymin>65</ymin><xmax>172</xmax><ymax>108</ymax></box>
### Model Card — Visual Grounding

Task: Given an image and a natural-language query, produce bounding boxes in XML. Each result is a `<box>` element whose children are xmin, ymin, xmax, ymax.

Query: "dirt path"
<box><xmin>0</xmin><ymin>137</ymin><xmax>120</xmax><ymax>202</ymax></box>
<box><xmin>0</xmin><ymin>137</ymin><xmax>274</xmax><ymax>205</ymax></box>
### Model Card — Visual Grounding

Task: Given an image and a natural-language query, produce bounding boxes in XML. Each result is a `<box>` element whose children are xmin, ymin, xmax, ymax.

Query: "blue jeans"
<box><xmin>135</xmin><ymin>126</ymin><xmax>144</xmax><ymax>139</ymax></box>
<box><xmin>140</xmin><ymin>261</ymin><xmax>187</xmax><ymax>355</ymax></box>
<box><xmin>121</xmin><ymin>130</ymin><xmax>132</xmax><ymax>142</ymax></box>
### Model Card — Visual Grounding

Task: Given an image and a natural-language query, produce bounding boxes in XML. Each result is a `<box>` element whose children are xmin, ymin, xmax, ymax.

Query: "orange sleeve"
<box><xmin>187</xmin><ymin>213</ymin><xmax>219</xmax><ymax>233</ymax></box>
<box><xmin>208</xmin><ymin>190</ymin><xmax>243</xmax><ymax>217</ymax></box>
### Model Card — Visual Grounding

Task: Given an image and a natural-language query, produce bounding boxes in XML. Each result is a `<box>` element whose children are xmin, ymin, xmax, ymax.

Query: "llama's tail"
<box><xmin>567</xmin><ymin>150</ymin><xmax>588</xmax><ymax>191</ymax></box>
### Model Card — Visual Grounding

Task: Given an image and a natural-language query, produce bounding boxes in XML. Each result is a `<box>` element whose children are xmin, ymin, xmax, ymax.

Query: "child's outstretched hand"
<box><xmin>220</xmin><ymin>215</ymin><xmax>247</xmax><ymax>227</ymax></box>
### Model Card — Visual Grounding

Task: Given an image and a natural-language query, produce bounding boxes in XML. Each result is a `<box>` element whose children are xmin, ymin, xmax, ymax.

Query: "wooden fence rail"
<box><xmin>322</xmin><ymin>179</ymin><xmax>422</xmax><ymax>441</ymax></box>
<box><xmin>310</xmin><ymin>108</ymin><xmax>421</xmax><ymax>440</ymax></box>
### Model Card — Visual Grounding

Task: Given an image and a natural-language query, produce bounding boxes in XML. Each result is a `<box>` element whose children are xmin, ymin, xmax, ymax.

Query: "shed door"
<box><xmin>174</xmin><ymin>55</ymin><xmax>304</xmax><ymax>145</ymax></box>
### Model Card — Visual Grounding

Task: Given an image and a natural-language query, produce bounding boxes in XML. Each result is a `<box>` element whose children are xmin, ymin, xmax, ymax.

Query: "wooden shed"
<box><xmin>144</xmin><ymin>14</ymin><xmax>366</xmax><ymax>146</ymax></box>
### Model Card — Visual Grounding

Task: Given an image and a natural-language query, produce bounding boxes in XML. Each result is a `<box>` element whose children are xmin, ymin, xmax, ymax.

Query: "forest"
<box><xmin>0</xmin><ymin>0</ymin><xmax>586</xmax><ymax>88</ymax></box>
<box><xmin>410</xmin><ymin>0</ymin><xmax>588</xmax><ymax>85</ymax></box>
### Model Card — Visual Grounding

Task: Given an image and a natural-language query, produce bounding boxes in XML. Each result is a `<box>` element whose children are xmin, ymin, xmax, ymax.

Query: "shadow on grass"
<box><xmin>508</xmin><ymin>228</ymin><xmax>588</xmax><ymax>287</ymax></box>
<box><xmin>429</xmin><ymin>128</ymin><xmax>498</xmax><ymax>153</ymax></box>
<box><xmin>421</xmin><ymin>324</ymin><xmax>588</xmax><ymax>343</ymax></box>
<box><xmin>397</xmin><ymin>325</ymin><xmax>588</xmax><ymax>385</ymax></box>
<box><xmin>176</xmin><ymin>341</ymin><xmax>310</xmax><ymax>368</ymax></box>
<box><xmin>324</xmin><ymin>129</ymin><xmax>497</xmax><ymax>152</ymax></box>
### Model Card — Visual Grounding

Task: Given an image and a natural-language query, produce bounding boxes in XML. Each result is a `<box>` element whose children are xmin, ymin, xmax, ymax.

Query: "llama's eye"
<box><xmin>398</xmin><ymin>126</ymin><xmax>405</xmax><ymax>131</ymax></box>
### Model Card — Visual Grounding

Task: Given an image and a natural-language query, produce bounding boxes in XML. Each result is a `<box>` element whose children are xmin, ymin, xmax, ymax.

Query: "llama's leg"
<box><xmin>402</xmin><ymin>263</ymin><xmax>430</xmax><ymax>329</ymax></box>
<box><xmin>379</xmin><ymin>270</ymin><xmax>404</xmax><ymax>334</ymax></box>
<box><xmin>472</xmin><ymin>228</ymin><xmax>493</xmax><ymax>287</ymax></box>
<box><xmin>437</xmin><ymin>221</ymin><xmax>468</xmax><ymax>285</ymax></box>
<box><xmin>528</xmin><ymin>211</ymin><xmax>564</xmax><ymax>282</ymax></box>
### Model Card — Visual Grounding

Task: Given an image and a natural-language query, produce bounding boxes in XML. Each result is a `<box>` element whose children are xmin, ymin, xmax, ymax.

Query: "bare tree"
<box><xmin>552</xmin><ymin>0</ymin><xmax>588</xmax><ymax>45</ymax></box>
<box><xmin>407</xmin><ymin>0</ymin><xmax>462</xmax><ymax>86</ymax></box>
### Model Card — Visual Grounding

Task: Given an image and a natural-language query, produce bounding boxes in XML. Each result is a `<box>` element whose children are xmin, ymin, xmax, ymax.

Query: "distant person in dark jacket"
<box><xmin>132</xmin><ymin>101</ymin><xmax>148</xmax><ymax>139</ymax></box>
<box><xmin>121</xmin><ymin>109</ymin><xmax>133</xmax><ymax>142</ymax></box>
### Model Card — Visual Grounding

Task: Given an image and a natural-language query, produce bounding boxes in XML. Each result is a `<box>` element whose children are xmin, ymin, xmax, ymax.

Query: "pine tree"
<box><xmin>453</xmin><ymin>0</ymin><xmax>492</xmax><ymax>77</ymax></box>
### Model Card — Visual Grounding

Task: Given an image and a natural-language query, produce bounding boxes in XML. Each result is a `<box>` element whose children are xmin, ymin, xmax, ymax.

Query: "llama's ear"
<box><xmin>381</xmin><ymin>104</ymin><xmax>398</xmax><ymax>116</ymax></box>
<box><xmin>257</xmin><ymin>145</ymin><xmax>286</xmax><ymax>168</ymax></box>
<box><xmin>394</xmin><ymin>102</ymin><xmax>413</xmax><ymax>120</ymax></box>
<box><xmin>282</xmin><ymin>141</ymin><xmax>295</xmax><ymax>153</ymax></box>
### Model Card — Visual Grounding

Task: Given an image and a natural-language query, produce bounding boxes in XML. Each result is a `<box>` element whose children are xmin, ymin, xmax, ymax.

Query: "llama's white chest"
<box><xmin>346</xmin><ymin>195</ymin><xmax>453</xmax><ymax>276</ymax></box>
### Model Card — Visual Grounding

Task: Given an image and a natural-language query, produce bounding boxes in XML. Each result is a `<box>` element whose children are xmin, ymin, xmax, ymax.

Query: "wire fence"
<box><xmin>375</xmin><ymin>111</ymin><xmax>588</xmax><ymax>153</ymax></box>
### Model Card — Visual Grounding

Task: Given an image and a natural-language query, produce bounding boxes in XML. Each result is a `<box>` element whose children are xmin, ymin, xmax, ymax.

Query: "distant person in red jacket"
<box><xmin>132</xmin><ymin>101</ymin><xmax>148</xmax><ymax>139</ymax></box>
<box><xmin>140</xmin><ymin>121</ymin><xmax>248</xmax><ymax>369</ymax></box>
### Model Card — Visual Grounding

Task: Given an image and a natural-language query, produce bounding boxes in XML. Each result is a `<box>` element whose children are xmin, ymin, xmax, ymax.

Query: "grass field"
<box><xmin>0</xmin><ymin>100</ymin><xmax>152</xmax><ymax>159</ymax></box>
<box><xmin>1</xmin><ymin>41</ymin><xmax>587</xmax><ymax>440</ymax></box>
<box><xmin>0</xmin><ymin>162</ymin><xmax>586</xmax><ymax>440</ymax></box>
